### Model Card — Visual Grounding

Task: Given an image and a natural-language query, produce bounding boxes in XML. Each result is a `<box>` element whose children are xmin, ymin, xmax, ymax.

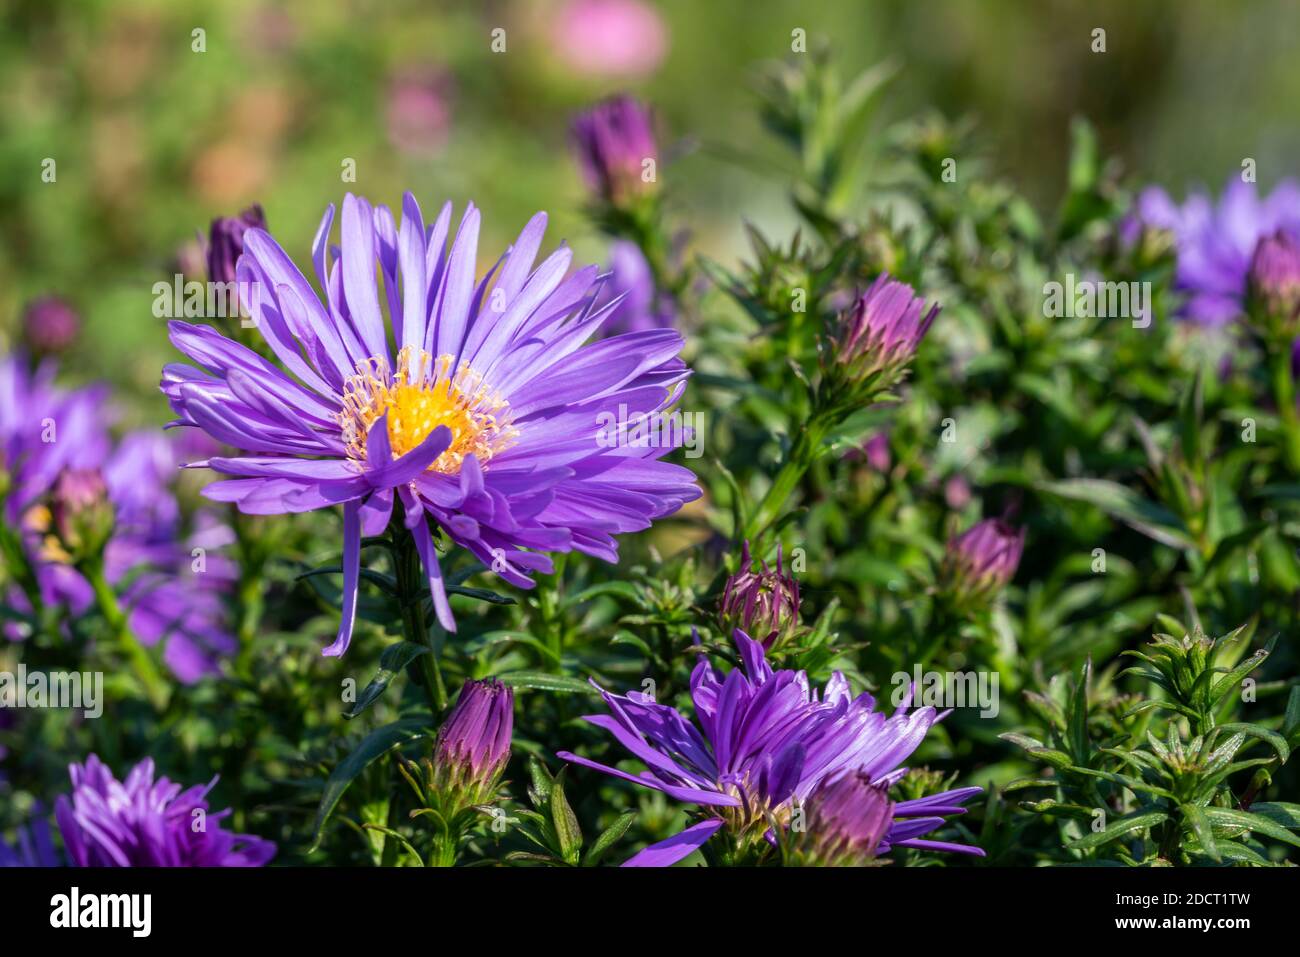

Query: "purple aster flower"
<box><xmin>550</xmin><ymin>0</ymin><xmax>669</xmax><ymax>78</ymax></box>
<box><xmin>940</xmin><ymin>517</ymin><xmax>1024</xmax><ymax>607</ymax></box>
<box><xmin>1129</xmin><ymin>177</ymin><xmax>1300</xmax><ymax>325</ymax></box>
<box><xmin>432</xmin><ymin>678</ymin><xmax>513</xmax><ymax>804</ymax></box>
<box><xmin>0</xmin><ymin>812</ymin><xmax>61</xmax><ymax>867</ymax></box>
<box><xmin>593</xmin><ymin>240</ymin><xmax>673</xmax><ymax>334</ymax></box>
<box><xmin>1</xmin><ymin>357</ymin><xmax>234</xmax><ymax>679</ymax></box>
<box><xmin>571</xmin><ymin>96</ymin><xmax>659</xmax><ymax>206</ymax></box>
<box><xmin>21</xmin><ymin>296</ymin><xmax>80</xmax><ymax>355</ymax></box>
<box><xmin>206</xmin><ymin>205</ymin><xmax>266</xmax><ymax>286</ymax></box>
<box><xmin>717</xmin><ymin>541</ymin><xmax>801</xmax><ymax>652</ymax></box>
<box><xmin>55</xmin><ymin>755</ymin><xmax>275</xmax><ymax>867</ymax></box>
<box><xmin>828</xmin><ymin>273</ymin><xmax>939</xmax><ymax>399</ymax></box>
<box><xmin>162</xmin><ymin>192</ymin><xmax>698</xmax><ymax>656</ymax></box>
<box><xmin>558</xmin><ymin>630</ymin><xmax>983</xmax><ymax>866</ymax></box>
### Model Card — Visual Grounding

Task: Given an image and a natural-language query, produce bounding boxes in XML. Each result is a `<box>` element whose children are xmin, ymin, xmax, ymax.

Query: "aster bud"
<box><xmin>825</xmin><ymin>273</ymin><xmax>939</xmax><ymax>406</ymax></box>
<box><xmin>938</xmin><ymin>517</ymin><xmax>1024</xmax><ymax>609</ymax></box>
<box><xmin>571</xmin><ymin>95</ymin><xmax>659</xmax><ymax>208</ymax></box>
<box><xmin>431</xmin><ymin>678</ymin><xmax>514</xmax><ymax>807</ymax></box>
<box><xmin>1248</xmin><ymin>230</ymin><xmax>1300</xmax><ymax>333</ymax></box>
<box><xmin>206</xmin><ymin>204</ymin><xmax>266</xmax><ymax>286</ymax></box>
<box><xmin>791</xmin><ymin>771</ymin><xmax>894</xmax><ymax>867</ymax></box>
<box><xmin>21</xmin><ymin>296</ymin><xmax>80</xmax><ymax>355</ymax></box>
<box><xmin>718</xmin><ymin>541</ymin><xmax>801</xmax><ymax>651</ymax></box>
<box><xmin>49</xmin><ymin>468</ymin><xmax>115</xmax><ymax>564</ymax></box>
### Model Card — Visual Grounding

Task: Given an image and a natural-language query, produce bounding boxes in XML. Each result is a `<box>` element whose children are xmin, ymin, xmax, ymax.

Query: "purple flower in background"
<box><xmin>832</xmin><ymin>273</ymin><xmax>939</xmax><ymax>389</ymax></box>
<box><xmin>432</xmin><ymin>678</ymin><xmax>514</xmax><ymax>803</ymax></box>
<box><xmin>571</xmin><ymin>96</ymin><xmax>659</xmax><ymax>206</ymax></box>
<box><xmin>207</xmin><ymin>205</ymin><xmax>266</xmax><ymax>286</ymax></box>
<box><xmin>386</xmin><ymin>67</ymin><xmax>453</xmax><ymax>156</ymax></box>
<box><xmin>0</xmin><ymin>813</ymin><xmax>61</xmax><ymax>867</ymax></box>
<box><xmin>1</xmin><ymin>355</ymin><xmax>234</xmax><ymax>679</ymax></box>
<box><xmin>55</xmin><ymin>755</ymin><xmax>275</xmax><ymax>867</ymax></box>
<box><xmin>1129</xmin><ymin>177</ymin><xmax>1300</xmax><ymax>325</ymax></box>
<box><xmin>551</xmin><ymin>0</ymin><xmax>668</xmax><ymax>78</ymax></box>
<box><xmin>594</xmin><ymin>241</ymin><xmax>672</xmax><ymax>334</ymax></box>
<box><xmin>21</xmin><ymin>297</ymin><xmax>80</xmax><ymax>355</ymax></box>
<box><xmin>162</xmin><ymin>193</ymin><xmax>698</xmax><ymax>656</ymax></box>
<box><xmin>558</xmin><ymin>630</ymin><xmax>983</xmax><ymax>866</ymax></box>
<box><xmin>940</xmin><ymin>517</ymin><xmax>1024</xmax><ymax>606</ymax></box>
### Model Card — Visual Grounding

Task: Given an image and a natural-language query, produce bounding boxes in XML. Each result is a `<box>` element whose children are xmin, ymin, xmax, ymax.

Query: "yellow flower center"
<box><xmin>339</xmin><ymin>346</ymin><xmax>517</xmax><ymax>474</ymax></box>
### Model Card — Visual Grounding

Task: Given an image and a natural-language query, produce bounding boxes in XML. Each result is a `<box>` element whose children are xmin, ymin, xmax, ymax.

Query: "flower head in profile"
<box><xmin>55</xmin><ymin>755</ymin><xmax>275</xmax><ymax>867</ymax></box>
<box><xmin>717</xmin><ymin>540</ymin><xmax>801</xmax><ymax>651</ymax></box>
<box><xmin>939</xmin><ymin>517</ymin><xmax>1024</xmax><ymax>608</ymax></box>
<box><xmin>789</xmin><ymin>771</ymin><xmax>893</xmax><ymax>866</ymax></box>
<box><xmin>827</xmin><ymin>273</ymin><xmax>939</xmax><ymax>403</ymax></box>
<box><xmin>22</xmin><ymin>296</ymin><xmax>80</xmax><ymax>355</ymax></box>
<box><xmin>1127</xmin><ymin>177</ymin><xmax>1300</xmax><ymax>325</ymax></box>
<box><xmin>431</xmin><ymin>678</ymin><xmax>514</xmax><ymax>806</ymax></box>
<box><xmin>558</xmin><ymin>630</ymin><xmax>983</xmax><ymax>866</ymax></box>
<box><xmin>206</xmin><ymin>205</ymin><xmax>266</xmax><ymax>286</ymax></box>
<box><xmin>163</xmin><ymin>193</ymin><xmax>698</xmax><ymax>656</ymax></box>
<box><xmin>1248</xmin><ymin>229</ymin><xmax>1300</xmax><ymax>333</ymax></box>
<box><xmin>571</xmin><ymin>96</ymin><xmax>659</xmax><ymax>207</ymax></box>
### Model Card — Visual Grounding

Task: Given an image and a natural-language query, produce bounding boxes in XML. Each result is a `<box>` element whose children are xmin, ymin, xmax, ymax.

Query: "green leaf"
<box><xmin>1036</xmin><ymin>479</ymin><xmax>1197</xmax><ymax>551</ymax></box>
<box><xmin>1202</xmin><ymin>807</ymin><xmax>1300</xmax><ymax>849</ymax></box>
<box><xmin>496</xmin><ymin>671</ymin><xmax>598</xmax><ymax>695</ymax></box>
<box><xmin>445</xmin><ymin>585</ymin><xmax>515</xmax><ymax>605</ymax></box>
<box><xmin>1066</xmin><ymin>810</ymin><xmax>1168</xmax><ymax>851</ymax></box>
<box><xmin>1211</xmin><ymin>722</ymin><xmax>1290</xmax><ymax>763</ymax></box>
<box><xmin>1249</xmin><ymin>803</ymin><xmax>1300</xmax><ymax>830</ymax></box>
<box><xmin>549</xmin><ymin>771</ymin><xmax>584</xmax><ymax>865</ymax></box>
<box><xmin>1208</xmin><ymin>649</ymin><xmax>1270</xmax><ymax>708</ymax></box>
<box><xmin>1182</xmin><ymin>805</ymin><xmax>1218</xmax><ymax>862</ymax></box>
<box><xmin>344</xmin><ymin>641</ymin><xmax>430</xmax><ymax>719</ymax></box>
<box><xmin>309</xmin><ymin>717</ymin><xmax>430</xmax><ymax>852</ymax></box>
<box><xmin>582</xmin><ymin>810</ymin><xmax>637</xmax><ymax>867</ymax></box>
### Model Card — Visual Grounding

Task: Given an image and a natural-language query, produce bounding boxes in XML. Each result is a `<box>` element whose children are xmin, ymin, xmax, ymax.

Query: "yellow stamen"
<box><xmin>339</xmin><ymin>346</ymin><xmax>517</xmax><ymax>475</ymax></box>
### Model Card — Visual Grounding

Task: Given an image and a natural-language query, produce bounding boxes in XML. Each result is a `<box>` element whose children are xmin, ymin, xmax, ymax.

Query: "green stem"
<box><xmin>1269</xmin><ymin>343</ymin><xmax>1300</xmax><ymax>474</ymax></box>
<box><xmin>741</xmin><ymin>417</ymin><xmax>830</xmax><ymax>544</ymax></box>
<box><xmin>86</xmin><ymin>562</ymin><xmax>169</xmax><ymax>712</ymax></box>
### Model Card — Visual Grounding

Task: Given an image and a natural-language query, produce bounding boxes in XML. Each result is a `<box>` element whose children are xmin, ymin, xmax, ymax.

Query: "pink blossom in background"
<box><xmin>386</xmin><ymin>67</ymin><xmax>454</xmax><ymax>156</ymax></box>
<box><xmin>551</xmin><ymin>0</ymin><xmax>668</xmax><ymax>78</ymax></box>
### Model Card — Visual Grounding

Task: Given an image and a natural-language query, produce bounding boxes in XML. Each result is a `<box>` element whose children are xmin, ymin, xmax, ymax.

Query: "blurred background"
<box><xmin>3</xmin><ymin>0</ymin><xmax>1299</xmax><ymax>421</ymax></box>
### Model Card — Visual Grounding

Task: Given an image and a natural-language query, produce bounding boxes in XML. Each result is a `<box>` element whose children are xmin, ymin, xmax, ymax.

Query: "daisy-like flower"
<box><xmin>162</xmin><ymin>193</ymin><xmax>698</xmax><ymax>656</ymax></box>
<box><xmin>55</xmin><ymin>755</ymin><xmax>275</xmax><ymax>867</ymax></box>
<box><xmin>558</xmin><ymin>630</ymin><xmax>983</xmax><ymax>866</ymax></box>
<box><xmin>1127</xmin><ymin>177</ymin><xmax>1300</xmax><ymax>325</ymax></box>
